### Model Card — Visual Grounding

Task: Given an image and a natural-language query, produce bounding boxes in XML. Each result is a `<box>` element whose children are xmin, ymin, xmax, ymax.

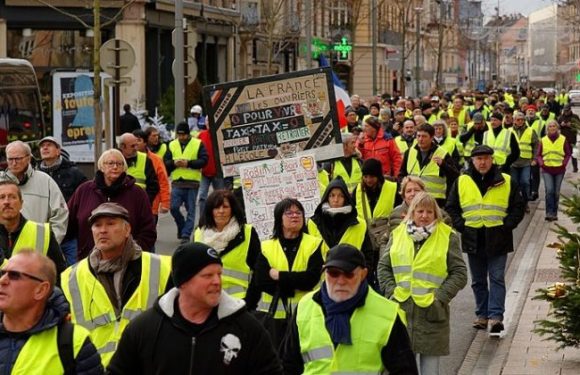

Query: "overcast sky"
<box><xmin>481</xmin><ymin>0</ymin><xmax>552</xmax><ymax>17</ymax></box>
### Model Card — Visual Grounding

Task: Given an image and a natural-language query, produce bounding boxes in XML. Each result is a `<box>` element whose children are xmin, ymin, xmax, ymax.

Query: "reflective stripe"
<box><xmin>222</xmin><ymin>268</ymin><xmax>249</xmax><ymax>281</ymax></box>
<box><xmin>302</xmin><ymin>346</ymin><xmax>333</xmax><ymax>363</ymax></box>
<box><xmin>462</xmin><ymin>204</ymin><xmax>506</xmax><ymax>212</ymax></box>
<box><xmin>122</xmin><ymin>309</ymin><xmax>142</xmax><ymax>321</ymax></box>
<box><xmin>68</xmin><ymin>265</ymin><xmax>98</xmax><ymax>329</ymax></box>
<box><xmin>392</xmin><ymin>265</ymin><xmax>412</xmax><ymax>273</ymax></box>
<box><xmin>147</xmin><ymin>256</ymin><xmax>161</xmax><ymax>308</ymax></box>
<box><xmin>35</xmin><ymin>222</ymin><xmax>46</xmax><ymax>253</ymax></box>
<box><xmin>97</xmin><ymin>341</ymin><xmax>117</xmax><ymax>355</ymax></box>
<box><xmin>257</xmin><ymin>300</ymin><xmax>287</xmax><ymax>313</ymax></box>
<box><xmin>413</xmin><ymin>271</ymin><xmax>445</xmax><ymax>285</ymax></box>
<box><xmin>224</xmin><ymin>286</ymin><xmax>246</xmax><ymax>295</ymax></box>
<box><xmin>465</xmin><ymin>215</ymin><xmax>505</xmax><ymax>223</ymax></box>
<box><xmin>412</xmin><ymin>287</ymin><xmax>435</xmax><ymax>295</ymax></box>
<box><xmin>397</xmin><ymin>280</ymin><xmax>411</xmax><ymax>289</ymax></box>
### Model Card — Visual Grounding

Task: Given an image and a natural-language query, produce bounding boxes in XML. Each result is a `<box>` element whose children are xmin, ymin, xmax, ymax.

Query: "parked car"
<box><xmin>568</xmin><ymin>90</ymin><xmax>580</xmax><ymax>106</ymax></box>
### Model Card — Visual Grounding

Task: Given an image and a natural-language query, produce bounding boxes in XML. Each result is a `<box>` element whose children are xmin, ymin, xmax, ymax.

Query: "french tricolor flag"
<box><xmin>319</xmin><ymin>55</ymin><xmax>351</xmax><ymax>130</ymax></box>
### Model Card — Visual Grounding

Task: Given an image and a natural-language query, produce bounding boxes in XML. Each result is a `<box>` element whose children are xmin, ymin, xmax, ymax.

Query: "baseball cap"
<box><xmin>39</xmin><ymin>136</ymin><xmax>61</xmax><ymax>148</ymax></box>
<box><xmin>323</xmin><ymin>244</ymin><xmax>367</xmax><ymax>272</ymax></box>
<box><xmin>175</xmin><ymin>121</ymin><xmax>190</xmax><ymax>135</ymax></box>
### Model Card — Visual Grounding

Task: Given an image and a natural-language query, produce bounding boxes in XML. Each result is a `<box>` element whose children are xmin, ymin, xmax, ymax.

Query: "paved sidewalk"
<box><xmin>501</xmin><ymin>176</ymin><xmax>580</xmax><ymax>375</ymax></box>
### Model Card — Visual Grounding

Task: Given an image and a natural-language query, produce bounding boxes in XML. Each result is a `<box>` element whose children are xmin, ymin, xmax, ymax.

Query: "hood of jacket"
<box><xmin>157</xmin><ymin>287</ymin><xmax>246</xmax><ymax>321</ymax></box>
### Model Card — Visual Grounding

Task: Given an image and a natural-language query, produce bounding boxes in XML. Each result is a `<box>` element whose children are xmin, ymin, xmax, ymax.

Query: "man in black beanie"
<box><xmin>108</xmin><ymin>242</ymin><xmax>283</xmax><ymax>375</ymax></box>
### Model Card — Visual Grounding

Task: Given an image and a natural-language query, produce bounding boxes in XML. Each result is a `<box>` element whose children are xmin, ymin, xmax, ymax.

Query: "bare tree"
<box><xmin>392</xmin><ymin>0</ymin><xmax>416</xmax><ymax>96</ymax></box>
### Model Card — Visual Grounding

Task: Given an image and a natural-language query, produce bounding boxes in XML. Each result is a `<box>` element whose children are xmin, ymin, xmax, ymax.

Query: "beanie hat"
<box><xmin>361</xmin><ymin>158</ymin><xmax>384</xmax><ymax>179</ymax></box>
<box><xmin>176</xmin><ymin>121</ymin><xmax>190</xmax><ymax>135</ymax></box>
<box><xmin>172</xmin><ymin>242</ymin><xmax>222</xmax><ymax>287</ymax></box>
<box><xmin>490</xmin><ymin>112</ymin><xmax>503</xmax><ymax>121</ymax></box>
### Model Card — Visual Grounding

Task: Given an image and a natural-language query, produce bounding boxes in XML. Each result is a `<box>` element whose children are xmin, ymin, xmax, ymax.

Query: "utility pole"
<box><xmin>174</xmin><ymin>0</ymin><xmax>185</xmax><ymax>125</ymax></box>
<box><xmin>371</xmin><ymin>0</ymin><xmax>377</xmax><ymax>95</ymax></box>
<box><xmin>436</xmin><ymin>0</ymin><xmax>445</xmax><ymax>90</ymax></box>
<box><xmin>305</xmin><ymin>0</ymin><xmax>312</xmax><ymax>68</ymax></box>
<box><xmin>496</xmin><ymin>0</ymin><xmax>500</xmax><ymax>86</ymax></box>
<box><xmin>415</xmin><ymin>7</ymin><xmax>422</xmax><ymax>97</ymax></box>
<box><xmin>93</xmin><ymin>0</ymin><xmax>102</xmax><ymax>171</ymax></box>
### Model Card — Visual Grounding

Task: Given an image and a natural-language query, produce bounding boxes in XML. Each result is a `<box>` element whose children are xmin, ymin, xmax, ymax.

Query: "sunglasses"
<box><xmin>325</xmin><ymin>268</ymin><xmax>356</xmax><ymax>279</ymax></box>
<box><xmin>0</xmin><ymin>269</ymin><xmax>45</xmax><ymax>283</ymax></box>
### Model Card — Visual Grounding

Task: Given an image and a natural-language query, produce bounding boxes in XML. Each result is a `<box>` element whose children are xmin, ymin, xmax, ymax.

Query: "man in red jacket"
<box><xmin>358</xmin><ymin>117</ymin><xmax>402</xmax><ymax>179</ymax></box>
<box><xmin>197</xmin><ymin>124</ymin><xmax>224</xmax><ymax>216</ymax></box>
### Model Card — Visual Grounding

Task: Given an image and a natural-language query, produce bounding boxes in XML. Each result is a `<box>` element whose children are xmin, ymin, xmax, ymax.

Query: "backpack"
<box><xmin>57</xmin><ymin>320</ymin><xmax>75</xmax><ymax>375</ymax></box>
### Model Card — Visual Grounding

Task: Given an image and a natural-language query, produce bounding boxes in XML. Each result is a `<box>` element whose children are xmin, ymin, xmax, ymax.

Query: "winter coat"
<box><xmin>0</xmin><ymin>165</ymin><xmax>69</xmax><ymax>243</ymax></box>
<box><xmin>358</xmin><ymin>127</ymin><xmax>403</xmax><ymax>177</ymax></box>
<box><xmin>146</xmin><ymin>150</ymin><xmax>171</xmax><ymax>215</ymax></box>
<box><xmin>66</xmin><ymin>172</ymin><xmax>156</xmax><ymax>260</ymax></box>
<box><xmin>445</xmin><ymin>166</ymin><xmax>525</xmax><ymax>257</ymax></box>
<box><xmin>107</xmin><ymin>288</ymin><xmax>283</xmax><ymax>375</ymax></box>
<box><xmin>0</xmin><ymin>289</ymin><xmax>103</xmax><ymax>375</ymax></box>
<box><xmin>377</xmin><ymin>229</ymin><xmax>467</xmax><ymax>356</ymax></box>
<box><xmin>39</xmin><ymin>158</ymin><xmax>88</xmax><ymax>202</ymax></box>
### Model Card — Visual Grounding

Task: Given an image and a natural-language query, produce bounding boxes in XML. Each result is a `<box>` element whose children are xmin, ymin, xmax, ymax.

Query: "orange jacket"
<box><xmin>147</xmin><ymin>149</ymin><xmax>171</xmax><ymax>214</ymax></box>
<box><xmin>358</xmin><ymin>128</ymin><xmax>402</xmax><ymax>177</ymax></box>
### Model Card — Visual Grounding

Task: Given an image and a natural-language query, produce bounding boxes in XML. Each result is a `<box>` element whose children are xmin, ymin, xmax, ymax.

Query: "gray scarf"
<box><xmin>88</xmin><ymin>236</ymin><xmax>142</xmax><ymax>315</ymax></box>
<box><xmin>39</xmin><ymin>156</ymin><xmax>63</xmax><ymax>173</ymax></box>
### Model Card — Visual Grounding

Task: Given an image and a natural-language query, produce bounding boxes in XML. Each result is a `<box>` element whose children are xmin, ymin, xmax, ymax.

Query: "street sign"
<box><xmin>99</xmin><ymin>39</ymin><xmax>135</xmax><ymax>77</ymax></box>
<box><xmin>172</xmin><ymin>57</ymin><xmax>198</xmax><ymax>84</ymax></box>
<box><xmin>576</xmin><ymin>73</ymin><xmax>580</xmax><ymax>82</ymax></box>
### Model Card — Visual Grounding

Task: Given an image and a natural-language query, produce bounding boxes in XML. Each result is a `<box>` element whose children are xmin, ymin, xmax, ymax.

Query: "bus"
<box><xmin>0</xmin><ymin>58</ymin><xmax>45</xmax><ymax>163</ymax></box>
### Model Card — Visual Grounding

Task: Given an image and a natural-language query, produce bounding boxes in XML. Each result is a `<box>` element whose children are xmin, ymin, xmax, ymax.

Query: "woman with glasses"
<box><xmin>193</xmin><ymin>189</ymin><xmax>261</xmax><ymax>301</ymax></box>
<box><xmin>66</xmin><ymin>149</ymin><xmax>156</xmax><ymax>260</ymax></box>
<box><xmin>378</xmin><ymin>192</ymin><xmax>467</xmax><ymax>374</ymax></box>
<box><xmin>247</xmin><ymin>198</ymin><xmax>323</xmax><ymax>349</ymax></box>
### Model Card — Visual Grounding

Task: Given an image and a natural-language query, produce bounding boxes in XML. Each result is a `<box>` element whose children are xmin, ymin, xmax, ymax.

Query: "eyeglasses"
<box><xmin>103</xmin><ymin>161</ymin><xmax>124</xmax><ymax>168</ymax></box>
<box><xmin>0</xmin><ymin>269</ymin><xmax>45</xmax><ymax>283</ymax></box>
<box><xmin>325</xmin><ymin>268</ymin><xmax>356</xmax><ymax>279</ymax></box>
<box><xmin>284</xmin><ymin>210</ymin><xmax>303</xmax><ymax>217</ymax></box>
<box><xmin>7</xmin><ymin>156</ymin><xmax>29</xmax><ymax>163</ymax></box>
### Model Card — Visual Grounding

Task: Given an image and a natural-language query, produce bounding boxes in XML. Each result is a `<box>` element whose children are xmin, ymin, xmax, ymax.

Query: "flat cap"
<box><xmin>89</xmin><ymin>202</ymin><xmax>130</xmax><ymax>225</ymax></box>
<box><xmin>471</xmin><ymin>145</ymin><xmax>494</xmax><ymax>157</ymax></box>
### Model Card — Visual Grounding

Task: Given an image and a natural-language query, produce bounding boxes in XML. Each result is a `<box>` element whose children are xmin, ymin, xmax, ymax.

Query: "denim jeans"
<box><xmin>170</xmin><ymin>187</ymin><xmax>198</xmax><ymax>239</ymax></box>
<box><xmin>60</xmin><ymin>238</ymin><xmax>78</xmax><ymax>266</ymax></box>
<box><xmin>198</xmin><ymin>175</ymin><xmax>224</xmax><ymax>217</ymax></box>
<box><xmin>416</xmin><ymin>354</ymin><xmax>440</xmax><ymax>375</ymax></box>
<box><xmin>467</xmin><ymin>253</ymin><xmax>507</xmax><ymax>320</ymax></box>
<box><xmin>530</xmin><ymin>164</ymin><xmax>540</xmax><ymax>196</ymax></box>
<box><xmin>542</xmin><ymin>172</ymin><xmax>565</xmax><ymax>217</ymax></box>
<box><xmin>510</xmin><ymin>165</ymin><xmax>531</xmax><ymax>201</ymax></box>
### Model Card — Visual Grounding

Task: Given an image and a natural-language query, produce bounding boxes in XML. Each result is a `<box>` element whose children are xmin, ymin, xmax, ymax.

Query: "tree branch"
<box><xmin>34</xmin><ymin>0</ymin><xmax>90</xmax><ymax>28</ymax></box>
<box><xmin>102</xmin><ymin>0</ymin><xmax>137</xmax><ymax>28</ymax></box>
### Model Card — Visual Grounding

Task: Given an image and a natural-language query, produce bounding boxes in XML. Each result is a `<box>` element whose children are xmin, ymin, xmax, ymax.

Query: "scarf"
<box><xmin>321</xmin><ymin>279</ymin><xmax>368</xmax><ymax>345</ymax></box>
<box><xmin>198</xmin><ymin>218</ymin><xmax>241</xmax><ymax>252</ymax></box>
<box><xmin>88</xmin><ymin>236</ymin><xmax>142</xmax><ymax>315</ymax></box>
<box><xmin>95</xmin><ymin>171</ymin><xmax>127</xmax><ymax>197</ymax></box>
<box><xmin>321</xmin><ymin>203</ymin><xmax>353</xmax><ymax>217</ymax></box>
<box><xmin>406</xmin><ymin>220</ymin><xmax>436</xmax><ymax>242</ymax></box>
<box><xmin>39</xmin><ymin>156</ymin><xmax>63</xmax><ymax>173</ymax></box>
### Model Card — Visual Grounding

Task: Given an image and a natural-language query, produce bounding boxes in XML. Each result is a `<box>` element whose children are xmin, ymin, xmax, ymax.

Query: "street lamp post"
<box><xmin>415</xmin><ymin>7</ymin><xmax>422</xmax><ymax>97</ymax></box>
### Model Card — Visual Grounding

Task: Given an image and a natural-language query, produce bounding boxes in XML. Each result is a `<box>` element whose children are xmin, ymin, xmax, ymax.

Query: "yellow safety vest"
<box><xmin>512</xmin><ymin>126</ymin><xmax>534</xmax><ymax>159</ymax></box>
<box><xmin>395</xmin><ymin>136</ymin><xmax>415</xmax><ymax>155</ymax></box>
<box><xmin>355</xmin><ymin>181</ymin><xmax>397</xmax><ymax>220</ymax></box>
<box><xmin>307</xmin><ymin>218</ymin><xmax>366</xmax><ymax>259</ymax></box>
<box><xmin>126</xmin><ymin>151</ymin><xmax>147</xmax><ymax>189</ymax></box>
<box><xmin>154</xmin><ymin>143</ymin><xmax>167</xmax><ymax>159</ymax></box>
<box><xmin>332</xmin><ymin>159</ymin><xmax>363</xmax><ymax>193</ymax></box>
<box><xmin>318</xmin><ymin>169</ymin><xmax>330</xmax><ymax>198</ymax></box>
<box><xmin>438</xmin><ymin>136</ymin><xmax>457</xmax><ymax>156</ymax></box>
<box><xmin>406</xmin><ymin>146</ymin><xmax>448</xmax><ymax>199</ymax></box>
<box><xmin>448</xmin><ymin>108</ymin><xmax>468</xmax><ymax>130</ymax></box>
<box><xmin>483</xmin><ymin>127</ymin><xmax>511</xmax><ymax>166</ymax></box>
<box><xmin>296</xmin><ymin>288</ymin><xmax>400</xmax><ymax>374</ymax></box>
<box><xmin>13</xmin><ymin>220</ymin><xmax>50</xmax><ymax>256</ymax></box>
<box><xmin>541</xmin><ymin>134</ymin><xmax>566</xmax><ymax>167</ymax></box>
<box><xmin>458</xmin><ymin>174</ymin><xmax>511</xmax><ymax>228</ymax></box>
<box><xmin>10</xmin><ymin>323</ymin><xmax>91</xmax><ymax>375</ymax></box>
<box><xmin>258</xmin><ymin>234</ymin><xmax>322</xmax><ymax>319</ymax></box>
<box><xmin>61</xmin><ymin>252</ymin><xmax>172</xmax><ymax>366</ymax></box>
<box><xmin>168</xmin><ymin>138</ymin><xmax>202</xmax><ymax>181</ymax></box>
<box><xmin>390</xmin><ymin>222</ymin><xmax>451</xmax><ymax>307</ymax></box>
<box><xmin>194</xmin><ymin>224</ymin><xmax>253</xmax><ymax>299</ymax></box>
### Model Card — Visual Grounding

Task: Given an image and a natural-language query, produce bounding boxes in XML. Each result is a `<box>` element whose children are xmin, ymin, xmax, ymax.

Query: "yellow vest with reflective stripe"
<box><xmin>438</xmin><ymin>136</ymin><xmax>457</xmax><ymax>156</ymax></box>
<box><xmin>355</xmin><ymin>181</ymin><xmax>397</xmax><ymax>220</ymax></box>
<box><xmin>318</xmin><ymin>170</ymin><xmax>330</xmax><ymax>198</ymax></box>
<box><xmin>448</xmin><ymin>108</ymin><xmax>468</xmax><ymax>130</ymax></box>
<box><xmin>530</xmin><ymin>119</ymin><xmax>544</xmax><ymax>137</ymax></box>
<box><xmin>390</xmin><ymin>222</ymin><xmax>451</xmax><ymax>307</ymax></box>
<box><xmin>458</xmin><ymin>174</ymin><xmax>511</xmax><ymax>228</ymax></box>
<box><xmin>307</xmin><ymin>218</ymin><xmax>366</xmax><ymax>259</ymax></box>
<box><xmin>61</xmin><ymin>252</ymin><xmax>172</xmax><ymax>366</ymax></box>
<box><xmin>296</xmin><ymin>288</ymin><xmax>400</xmax><ymax>374</ymax></box>
<box><xmin>512</xmin><ymin>126</ymin><xmax>534</xmax><ymax>159</ymax></box>
<box><xmin>395</xmin><ymin>136</ymin><xmax>415</xmax><ymax>155</ymax></box>
<box><xmin>332</xmin><ymin>159</ymin><xmax>362</xmax><ymax>193</ymax></box>
<box><xmin>258</xmin><ymin>234</ymin><xmax>321</xmax><ymax>319</ymax></box>
<box><xmin>541</xmin><ymin>134</ymin><xmax>566</xmax><ymax>167</ymax></box>
<box><xmin>169</xmin><ymin>138</ymin><xmax>202</xmax><ymax>181</ymax></box>
<box><xmin>483</xmin><ymin>128</ymin><xmax>511</xmax><ymax>165</ymax></box>
<box><xmin>10</xmin><ymin>323</ymin><xmax>91</xmax><ymax>375</ymax></box>
<box><xmin>406</xmin><ymin>146</ymin><xmax>448</xmax><ymax>199</ymax></box>
<box><xmin>126</xmin><ymin>151</ymin><xmax>147</xmax><ymax>189</ymax></box>
<box><xmin>194</xmin><ymin>224</ymin><xmax>252</xmax><ymax>299</ymax></box>
<box><xmin>13</xmin><ymin>220</ymin><xmax>50</xmax><ymax>256</ymax></box>
<box><xmin>154</xmin><ymin>143</ymin><xmax>167</xmax><ymax>159</ymax></box>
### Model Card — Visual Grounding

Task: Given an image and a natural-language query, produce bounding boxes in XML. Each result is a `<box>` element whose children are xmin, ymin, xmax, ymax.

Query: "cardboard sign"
<box><xmin>203</xmin><ymin>67</ymin><xmax>342</xmax><ymax>177</ymax></box>
<box><xmin>239</xmin><ymin>154</ymin><xmax>321</xmax><ymax>240</ymax></box>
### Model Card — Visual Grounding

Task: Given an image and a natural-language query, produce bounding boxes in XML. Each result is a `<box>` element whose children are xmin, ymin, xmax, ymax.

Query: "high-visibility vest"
<box><xmin>530</xmin><ymin>118</ymin><xmax>544</xmax><ymax>137</ymax></box>
<box><xmin>126</xmin><ymin>151</ymin><xmax>147</xmax><ymax>189</ymax></box>
<box><xmin>458</xmin><ymin>173</ymin><xmax>511</xmax><ymax>228</ymax></box>
<box><xmin>541</xmin><ymin>134</ymin><xmax>566</xmax><ymax>167</ymax></box>
<box><xmin>355</xmin><ymin>180</ymin><xmax>397</xmax><ymax>220</ymax></box>
<box><xmin>10</xmin><ymin>323</ymin><xmax>91</xmax><ymax>374</ymax></box>
<box><xmin>390</xmin><ymin>222</ymin><xmax>451</xmax><ymax>307</ymax></box>
<box><xmin>307</xmin><ymin>218</ymin><xmax>366</xmax><ymax>259</ymax></box>
<box><xmin>448</xmin><ymin>107</ymin><xmax>468</xmax><ymax>129</ymax></box>
<box><xmin>395</xmin><ymin>136</ymin><xmax>415</xmax><ymax>155</ymax></box>
<box><xmin>154</xmin><ymin>143</ymin><xmax>167</xmax><ymax>159</ymax></box>
<box><xmin>406</xmin><ymin>146</ymin><xmax>448</xmax><ymax>199</ymax></box>
<box><xmin>512</xmin><ymin>126</ymin><xmax>534</xmax><ymax>159</ymax></box>
<box><xmin>483</xmin><ymin>128</ymin><xmax>511</xmax><ymax>166</ymax></box>
<box><xmin>332</xmin><ymin>159</ymin><xmax>362</xmax><ymax>193</ymax></box>
<box><xmin>258</xmin><ymin>234</ymin><xmax>322</xmax><ymax>319</ymax></box>
<box><xmin>296</xmin><ymin>288</ymin><xmax>400</xmax><ymax>374</ymax></box>
<box><xmin>318</xmin><ymin>169</ymin><xmax>330</xmax><ymax>198</ymax></box>
<box><xmin>12</xmin><ymin>220</ymin><xmax>50</xmax><ymax>256</ymax></box>
<box><xmin>558</xmin><ymin>93</ymin><xmax>569</xmax><ymax>105</ymax></box>
<box><xmin>61</xmin><ymin>252</ymin><xmax>172</xmax><ymax>366</ymax></box>
<box><xmin>194</xmin><ymin>224</ymin><xmax>252</xmax><ymax>299</ymax></box>
<box><xmin>437</xmin><ymin>136</ymin><xmax>457</xmax><ymax>156</ymax></box>
<box><xmin>168</xmin><ymin>138</ymin><xmax>202</xmax><ymax>181</ymax></box>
